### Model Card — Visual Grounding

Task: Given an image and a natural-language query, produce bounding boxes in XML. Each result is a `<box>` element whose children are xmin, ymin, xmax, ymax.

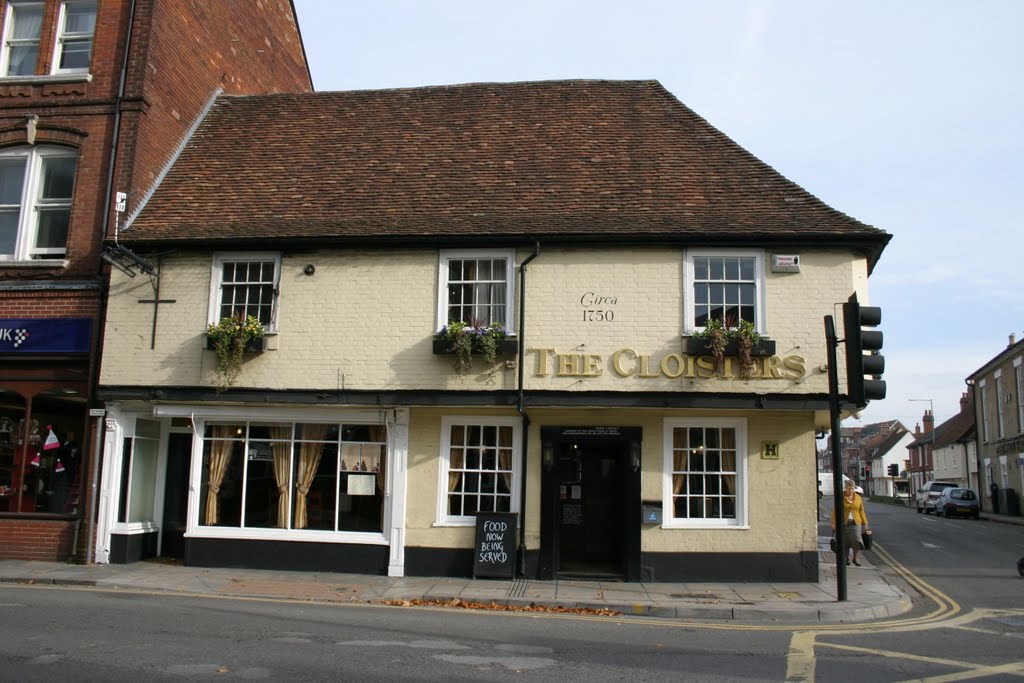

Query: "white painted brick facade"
<box><xmin>100</xmin><ymin>246</ymin><xmax>867</xmax><ymax>396</ymax></box>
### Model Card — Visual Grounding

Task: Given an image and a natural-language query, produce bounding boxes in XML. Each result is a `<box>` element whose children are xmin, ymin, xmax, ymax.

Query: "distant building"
<box><xmin>930</xmin><ymin>393</ymin><xmax>976</xmax><ymax>491</ymax></box>
<box><xmin>967</xmin><ymin>334</ymin><xmax>1024</xmax><ymax>516</ymax></box>
<box><xmin>840</xmin><ymin>421</ymin><xmax>909</xmax><ymax>498</ymax></box>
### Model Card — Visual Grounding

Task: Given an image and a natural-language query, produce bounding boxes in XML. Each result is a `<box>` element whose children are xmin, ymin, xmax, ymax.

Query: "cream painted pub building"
<box><xmin>95</xmin><ymin>81</ymin><xmax>889</xmax><ymax>581</ymax></box>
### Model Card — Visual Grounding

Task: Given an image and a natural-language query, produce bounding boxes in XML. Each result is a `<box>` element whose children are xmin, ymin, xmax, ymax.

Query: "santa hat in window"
<box><xmin>43</xmin><ymin>425</ymin><xmax>59</xmax><ymax>451</ymax></box>
<box><xmin>30</xmin><ymin>452</ymin><xmax>40</xmax><ymax>467</ymax></box>
<box><xmin>55</xmin><ymin>458</ymin><xmax>65</xmax><ymax>474</ymax></box>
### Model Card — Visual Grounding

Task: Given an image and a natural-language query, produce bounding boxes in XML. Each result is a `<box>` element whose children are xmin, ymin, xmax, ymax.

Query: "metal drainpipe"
<box><xmin>516</xmin><ymin>242</ymin><xmax>541</xmax><ymax>577</ymax></box>
<box><xmin>86</xmin><ymin>0</ymin><xmax>138</xmax><ymax>565</ymax></box>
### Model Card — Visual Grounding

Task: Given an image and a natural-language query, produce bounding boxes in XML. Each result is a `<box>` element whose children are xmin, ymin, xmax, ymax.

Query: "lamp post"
<box><xmin>909</xmin><ymin>398</ymin><xmax>935</xmax><ymax>496</ymax></box>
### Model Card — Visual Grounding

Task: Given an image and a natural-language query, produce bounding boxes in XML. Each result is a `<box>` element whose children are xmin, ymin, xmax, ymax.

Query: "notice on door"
<box><xmin>472</xmin><ymin>512</ymin><xmax>517</xmax><ymax>579</ymax></box>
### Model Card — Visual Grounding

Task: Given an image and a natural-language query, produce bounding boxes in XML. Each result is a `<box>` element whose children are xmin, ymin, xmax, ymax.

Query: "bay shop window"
<box><xmin>199</xmin><ymin>421</ymin><xmax>387</xmax><ymax>534</ymax></box>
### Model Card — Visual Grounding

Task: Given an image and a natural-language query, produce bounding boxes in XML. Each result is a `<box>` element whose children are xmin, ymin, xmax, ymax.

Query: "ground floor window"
<box><xmin>0</xmin><ymin>386</ymin><xmax>85</xmax><ymax>515</ymax></box>
<box><xmin>199</xmin><ymin>421</ymin><xmax>386</xmax><ymax>533</ymax></box>
<box><xmin>437</xmin><ymin>416</ymin><xmax>520</xmax><ymax>525</ymax></box>
<box><xmin>663</xmin><ymin>418</ymin><xmax>747</xmax><ymax>527</ymax></box>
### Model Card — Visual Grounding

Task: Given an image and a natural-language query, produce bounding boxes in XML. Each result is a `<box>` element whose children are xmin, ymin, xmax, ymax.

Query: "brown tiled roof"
<box><xmin>909</xmin><ymin>399</ymin><xmax>975</xmax><ymax>449</ymax></box>
<box><xmin>124</xmin><ymin>80</ymin><xmax>889</xmax><ymax>263</ymax></box>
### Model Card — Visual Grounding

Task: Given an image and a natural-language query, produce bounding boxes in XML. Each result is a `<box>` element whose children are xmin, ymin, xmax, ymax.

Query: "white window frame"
<box><xmin>0</xmin><ymin>1</ymin><xmax>43</xmax><ymax>77</ymax></box>
<box><xmin>995</xmin><ymin>370</ymin><xmax>1005</xmax><ymax>439</ymax></box>
<box><xmin>0</xmin><ymin>145</ymin><xmax>77</xmax><ymax>261</ymax></box>
<box><xmin>1014</xmin><ymin>357</ymin><xmax>1023</xmax><ymax>434</ymax></box>
<box><xmin>978</xmin><ymin>379</ymin><xmax>989</xmax><ymax>443</ymax></box>
<box><xmin>683</xmin><ymin>249</ymin><xmax>766</xmax><ymax>334</ymax></box>
<box><xmin>662</xmin><ymin>417</ymin><xmax>748</xmax><ymax>529</ymax></box>
<box><xmin>435</xmin><ymin>415</ymin><xmax>522</xmax><ymax>527</ymax></box>
<box><xmin>436</xmin><ymin>249</ymin><xmax>516</xmax><ymax>333</ymax></box>
<box><xmin>151</xmin><ymin>404</ymin><xmax>393</xmax><ymax>546</ymax></box>
<box><xmin>208</xmin><ymin>252</ymin><xmax>281</xmax><ymax>333</ymax></box>
<box><xmin>52</xmin><ymin>0</ymin><xmax>96</xmax><ymax>75</ymax></box>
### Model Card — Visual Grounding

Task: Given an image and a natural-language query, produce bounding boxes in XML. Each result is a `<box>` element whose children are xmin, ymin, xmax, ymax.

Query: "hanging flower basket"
<box><xmin>683</xmin><ymin>337</ymin><xmax>776</xmax><ymax>357</ymax></box>
<box><xmin>432</xmin><ymin>321</ymin><xmax>517</xmax><ymax>373</ymax></box>
<box><xmin>206</xmin><ymin>314</ymin><xmax>265</xmax><ymax>389</ymax></box>
<box><xmin>685</xmin><ymin>318</ymin><xmax>775</xmax><ymax>379</ymax></box>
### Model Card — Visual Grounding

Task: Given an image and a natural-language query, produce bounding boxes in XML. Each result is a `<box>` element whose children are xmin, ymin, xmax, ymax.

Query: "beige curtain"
<box><xmin>448</xmin><ymin>426</ymin><xmax>464</xmax><ymax>494</ymax></box>
<box><xmin>673</xmin><ymin>451</ymin><xmax>686</xmax><ymax>495</ymax></box>
<box><xmin>367</xmin><ymin>425</ymin><xmax>387</xmax><ymax>491</ymax></box>
<box><xmin>498</xmin><ymin>426</ymin><xmax>513</xmax><ymax>492</ymax></box>
<box><xmin>204</xmin><ymin>426</ymin><xmax>236</xmax><ymax>525</ymax></box>
<box><xmin>294</xmin><ymin>424</ymin><xmax>327</xmax><ymax>529</ymax></box>
<box><xmin>270</xmin><ymin>426</ymin><xmax>291</xmax><ymax>528</ymax></box>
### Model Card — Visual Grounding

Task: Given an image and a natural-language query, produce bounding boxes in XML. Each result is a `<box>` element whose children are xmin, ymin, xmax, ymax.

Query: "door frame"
<box><xmin>538</xmin><ymin>426</ymin><xmax>642</xmax><ymax>581</ymax></box>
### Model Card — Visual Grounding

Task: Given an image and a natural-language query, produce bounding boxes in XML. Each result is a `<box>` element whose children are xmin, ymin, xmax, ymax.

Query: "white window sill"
<box><xmin>111</xmin><ymin>521</ymin><xmax>160</xmax><ymax>535</ymax></box>
<box><xmin>432</xmin><ymin>520</ymin><xmax>477</xmax><ymax>528</ymax></box>
<box><xmin>0</xmin><ymin>73</ymin><xmax>92</xmax><ymax>85</ymax></box>
<box><xmin>660</xmin><ymin>522</ymin><xmax>750</xmax><ymax>530</ymax></box>
<box><xmin>0</xmin><ymin>259</ymin><xmax>69</xmax><ymax>268</ymax></box>
<box><xmin>187</xmin><ymin>526</ymin><xmax>389</xmax><ymax>546</ymax></box>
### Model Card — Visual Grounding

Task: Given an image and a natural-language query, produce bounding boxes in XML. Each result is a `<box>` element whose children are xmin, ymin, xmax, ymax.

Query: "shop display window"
<box><xmin>198</xmin><ymin>420</ymin><xmax>387</xmax><ymax>532</ymax></box>
<box><xmin>0</xmin><ymin>387</ymin><xmax>85</xmax><ymax>515</ymax></box>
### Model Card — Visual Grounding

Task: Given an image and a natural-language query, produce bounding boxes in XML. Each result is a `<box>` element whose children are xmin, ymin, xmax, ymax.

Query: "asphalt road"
<box><xmin>1</xmin><ymin>501</ymin><xmax>1022</xmax><ymax>682</ymax></box>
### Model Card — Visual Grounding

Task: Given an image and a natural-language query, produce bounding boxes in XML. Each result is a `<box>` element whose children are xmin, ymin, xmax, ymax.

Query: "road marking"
<box><xmin>897</xmin><ymin>661</ymin><xmax>1024</xmax><ymax>682</ymax></box>
<box><xmin>921</xmin><ymin>542</ymin><xmax>942</xmax><ymax>548</ymax></box>
<box><xmin>784</xmin><ymin>631</ymin><xmax>816</xmax><ymax>682</ymax></box>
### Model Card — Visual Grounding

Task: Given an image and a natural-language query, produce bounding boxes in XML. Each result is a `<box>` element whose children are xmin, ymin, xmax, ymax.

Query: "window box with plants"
<box><xmin>206</xmin><ymin>314</ymin><xmax>266</xmax><ymax>388</ymax></box>
<box><xmin>683</xmin><ymin>318</ymin><xmax>776</xmax><ymax>379</ymax></box>
<box><xmin>432</xmin><ymin>321</ymin><xmax>518</xmax><ymax>373</ymax></box>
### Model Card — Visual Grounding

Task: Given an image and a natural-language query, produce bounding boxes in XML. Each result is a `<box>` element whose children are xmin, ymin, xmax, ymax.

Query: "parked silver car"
<box><xmin>934</xmin><ymin>488</ymin><xmax>981</xmax><ymax>519</ymax></box>
<box><xmin>916</xmin><ymin>480</ymin><xmax>957</xmax><ymax>514</ymax></box>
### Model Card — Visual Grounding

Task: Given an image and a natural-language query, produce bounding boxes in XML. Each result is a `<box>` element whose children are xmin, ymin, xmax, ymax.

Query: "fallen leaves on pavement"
<box><xmin>378</xmin><ymin>597</ymin><xmax>620</xmax><ymax>616</ymax></box>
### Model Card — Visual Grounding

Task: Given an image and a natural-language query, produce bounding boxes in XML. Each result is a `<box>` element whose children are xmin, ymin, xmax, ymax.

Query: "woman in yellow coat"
<box><xmin>831</xmin><ymin>480</ymin><xmax>870</xmax><ymax>566</ymax></box>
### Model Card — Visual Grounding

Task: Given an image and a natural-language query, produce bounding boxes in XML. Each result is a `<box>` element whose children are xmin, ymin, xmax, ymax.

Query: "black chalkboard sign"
<box><xmin>472</xmin><ymin>512</ymin><xmax>517</xmax><ymax>579</ymax></box>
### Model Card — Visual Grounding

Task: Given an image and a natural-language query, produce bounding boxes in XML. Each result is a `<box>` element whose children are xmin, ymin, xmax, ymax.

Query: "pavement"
<box><xmin>1</xmin><ymin>510</ymin><xmax>1019</xmax><ymax>624</ymax></box>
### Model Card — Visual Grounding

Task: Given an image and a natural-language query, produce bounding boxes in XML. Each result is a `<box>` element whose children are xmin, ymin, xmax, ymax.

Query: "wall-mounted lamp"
<box><xmin>303</xmin><ymin>264</ymin><xmax>316</xmax><ymax>276</ymax></box>
<box><xmin>542</xmin><ymin>442</ymin><xmax>554</xmax><ymax>471</ymax></box>
<box><xmin>629</xmin><ymin>441</ymin><xmax>642</xmax><ymax>472</ymax></box>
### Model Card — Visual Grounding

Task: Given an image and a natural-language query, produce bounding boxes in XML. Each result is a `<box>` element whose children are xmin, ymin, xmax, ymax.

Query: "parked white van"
<box><xmin>818</xmin><ymin>473</ymin><xmax>854</xmax><ymax>499</ymax></box>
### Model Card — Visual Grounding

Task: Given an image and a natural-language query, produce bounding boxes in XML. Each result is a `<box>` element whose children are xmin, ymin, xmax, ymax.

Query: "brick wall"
<box><xmin>118</xmin><ymin>0</ymin><xmax>312</xmax><ymax>216</ymax></box>
<box><xmin>0</xmin><ymin>518</ymin><xmax>78</xmax><ymax>561</ymax></box>
<box><xmin>0</xmin><ymin>290</ymin><xmax>100</xmax><ymax>318</ymax></box>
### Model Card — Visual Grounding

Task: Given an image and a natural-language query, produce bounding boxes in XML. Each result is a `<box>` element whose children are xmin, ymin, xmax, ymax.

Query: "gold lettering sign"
<box><xmin>531</xmin><ymin>348</ymin><xmax>806</xmax><ymax>381</ymax></box>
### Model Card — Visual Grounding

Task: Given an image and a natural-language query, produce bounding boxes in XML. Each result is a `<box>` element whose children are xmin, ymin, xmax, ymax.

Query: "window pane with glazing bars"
<box><xmin>219</xmin><ymin>260</ymin><xmax>276</xmax><ymax>325</ymax></box>
<box><xmin>447</xmin><ymin>423</ymin><xmax>514</xmax><ymax>517</ymax></box>
<box><xmin>446</xmin><ymin>258</ymin><xmax>507</xmax><ymax>327</ymax></box>
<box><xmin>4</xmin><ymin>3</ymin><xmax>42</xmax><ymax>76</ymax></box>
<box><xmin>693</xmin><ymin>256</ymin><xmax>756</xmax><ymax>328</ymax></box>
<box><xmin>671</xmin><ymin>426</ymin><xmax>737</xmax><ymax>519</ymax></box>
<box><xmin>56</xmin><ymin>1</ymin><xmax>95</xmax><ymax>71</ymax></box>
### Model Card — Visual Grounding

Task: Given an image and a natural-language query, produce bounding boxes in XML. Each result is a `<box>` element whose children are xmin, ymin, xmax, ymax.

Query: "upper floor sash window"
<box><xmin>437</xmin><ymin>249</ymin><xmax>515</xmax><ymax>332</ymax></box>
<box><xmin>209</xmin><ymin>253</ymin><xmax>281</xmax><ymax>332</ymax></box>
<box><xmin>0</xmin><ymin>145</ymin><xmax>77</xmax><ymax>261</ymax></box>
<box><xmin>685</xmin><ymin>249</ymin><xmax>766</xmax><ymax>334</ymax></box>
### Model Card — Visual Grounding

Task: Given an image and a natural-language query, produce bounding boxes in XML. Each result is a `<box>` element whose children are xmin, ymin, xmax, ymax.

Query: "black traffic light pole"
<box><xmin>825</xmin><ymin>293</ymin><xmax>886</xmax><ymax>603</ymax></box>
<box><xmin>824</xmin><ymin>314</ymin><xmax>848</xmax><ymax>601</ymax></box>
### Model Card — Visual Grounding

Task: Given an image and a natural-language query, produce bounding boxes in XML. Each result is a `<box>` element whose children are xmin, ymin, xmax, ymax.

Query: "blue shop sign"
<box><xmin>0</xmin><ymin>318</ymin><xmax>92</xmax><ymax>353</ymax></box>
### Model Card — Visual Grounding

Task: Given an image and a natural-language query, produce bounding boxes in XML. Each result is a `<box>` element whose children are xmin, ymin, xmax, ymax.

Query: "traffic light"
<box><xmin>842</xmin><ymin>293</ymin><xmax>885</xmax><ymax>407</ymax></box>
<box><xmin>865</xmin><ymin>465</ymin><xmax>871</xmax><ymax>478</ymax></box>
<box><xmin>888</xmin><ymin>463</ymin><xmax>899</xmax><ymax>477</ymax></box>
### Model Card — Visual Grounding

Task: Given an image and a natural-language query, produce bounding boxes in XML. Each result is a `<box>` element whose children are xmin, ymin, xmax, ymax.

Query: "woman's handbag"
<box><xmin>861</xmin><ymin>529</ymin><xmax>873</xmax><ymax>551</ymax></box>
<box><xmin>829</xmin><ymin>537</ymin><xmax>837</xmax><ymax>553</ymax></box>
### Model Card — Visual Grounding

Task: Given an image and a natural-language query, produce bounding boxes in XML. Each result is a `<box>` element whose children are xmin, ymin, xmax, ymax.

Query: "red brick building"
<box><xmin>0</xmin><ymin>0</ymin><xmax>310</xmax><ymax>561</ymax></box>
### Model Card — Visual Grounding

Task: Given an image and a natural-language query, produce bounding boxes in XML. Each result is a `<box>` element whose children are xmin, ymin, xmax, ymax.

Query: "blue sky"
<box><xmin>293</xmin><ymin>0</ymin><xmax>1024</xmax><ymax>432</ymax></box>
